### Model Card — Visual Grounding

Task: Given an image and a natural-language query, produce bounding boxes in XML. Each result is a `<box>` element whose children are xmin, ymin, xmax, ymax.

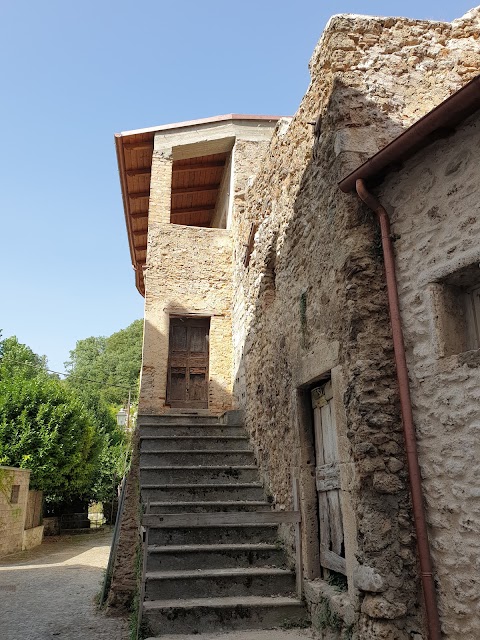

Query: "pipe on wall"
<box><xmin>355</xmin><ymin>178</ymin><xmax>441</xmax><ymax>640</ymax></box>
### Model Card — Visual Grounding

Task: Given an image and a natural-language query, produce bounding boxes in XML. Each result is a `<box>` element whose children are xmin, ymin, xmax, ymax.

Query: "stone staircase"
<box><xmin>138</xmin><ymin>412</ymin><xmax>307</xmax><ymax>636</ymax></box>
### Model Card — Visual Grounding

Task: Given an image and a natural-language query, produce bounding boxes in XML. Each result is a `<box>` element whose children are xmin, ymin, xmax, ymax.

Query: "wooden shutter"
<box><xmin>312</xmin><ymin>381</ymin><xmax>346</xmax><ymax>575</ymax></box>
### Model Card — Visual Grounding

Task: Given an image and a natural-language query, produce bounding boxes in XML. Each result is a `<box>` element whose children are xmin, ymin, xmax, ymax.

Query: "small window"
<box><xmin>10</xmin><ymin>485</ymin><xmax>20</xmax><ymax>504</ymax></box>
<box><xmin>465</xmin><ymin>284</ymin><xmax>480</xmax><ymax>349</ymax></box>
<box><xmin>431</xmin><ymin>263</ymin><xmax>480</xmax><ymax>356</ymax></box>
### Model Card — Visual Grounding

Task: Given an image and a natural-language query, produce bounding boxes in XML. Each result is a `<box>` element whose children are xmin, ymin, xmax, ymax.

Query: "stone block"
<box><xmin>372</xmin><ymin>472</ymin><xmax>404</xmax><ymax>494</ymax></box>
<box><xmin>361</xmin><ymin>595</ymin><xmax>407</xmax><ymax>619</ymax></box>
<box><xmin>353</xmin><ymin>565</ymin><xmax>385</xmax><ymax>592</ymax></box>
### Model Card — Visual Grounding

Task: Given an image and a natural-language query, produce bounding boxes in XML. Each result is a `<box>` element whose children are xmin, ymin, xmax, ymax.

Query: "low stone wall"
<box><xmin>0</xmin><ymin>466</ymin><xmax>30</xmax><ymax>558</ymax></box>
<box><xmin>22</xmin><ymin>525</ymin><xmax>44</xmax><ymax>551</ymax></box>
<box><xmin>43</xmin><ymin>517</ymin><xmax>60</xmax><ymax>536</ymax></box>
<box><xmin>24</xmin><ymin>489</ymin><xmax>43</xmax><ymax>530</ymax></box>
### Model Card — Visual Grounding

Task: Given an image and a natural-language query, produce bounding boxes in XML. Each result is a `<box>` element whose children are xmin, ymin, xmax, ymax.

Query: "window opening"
<box><xmin>170</xmin><ymin>152</ymin><xmax>231</xmax><ymax>228</ymax></box>
<box><xmin>433</xmin><ymin>263</ymin><xmax>480</xmax><ymax>356</ymax></box>
<box><xmin>10</xmin><ymin>485</ymin><xmax>20</xmax><ymax>504</ymax></box>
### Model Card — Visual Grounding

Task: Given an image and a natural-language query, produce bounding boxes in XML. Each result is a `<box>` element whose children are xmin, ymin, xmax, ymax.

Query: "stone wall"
<box><xmin>377</xmin><ymin>110</ymin><xmax>480</xmax><ymax>640</ymax></box>
<box><xmin>230</xmin><ymin>137</ymin><xmax>273</xmax><ymax>408</ymax></box>
<box><xmin>0</xmin><ymin>466</ymin><xmax>30</xmax><ymax>558</ymax></box>
<box><xmin>141</xmin><ymin>222</ymin><xmax>234</xmax><ymax>415</ymax></box>
<box><xmin>231</xmin><ymin>8</ymin><xmax>480</xmax><ymax>639</ymax></box>
<box><xmin>139</xmin><ymin>146</ymin><xmax>234</xmax><ymax>415</ymax></box>
<box><xmin>140</xmin><ymin>127</ymin><xmax>276</xmax><ymax>415</ymax></box>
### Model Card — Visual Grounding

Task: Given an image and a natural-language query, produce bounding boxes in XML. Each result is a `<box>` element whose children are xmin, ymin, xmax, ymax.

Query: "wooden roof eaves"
<box><xmin>115</xmin><ymin>132</ymin><xmax>148</xmax><ymax>296</ymax></box>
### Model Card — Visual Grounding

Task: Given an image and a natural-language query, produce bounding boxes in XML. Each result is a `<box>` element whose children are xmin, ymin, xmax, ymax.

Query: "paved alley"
<box><xmin>0</xmin><ymin>530</ymin><xmax>127</xmax><ymax>640</ymax></box>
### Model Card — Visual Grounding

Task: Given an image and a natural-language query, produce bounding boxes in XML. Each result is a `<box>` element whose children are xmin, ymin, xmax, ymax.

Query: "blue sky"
<box><xmin>0</xmin><ymin>0</ymin><xmax>475</xmax><ymax>372</ymax></box>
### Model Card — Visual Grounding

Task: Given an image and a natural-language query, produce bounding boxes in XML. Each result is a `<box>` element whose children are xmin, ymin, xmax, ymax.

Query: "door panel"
<box><xmin>312</xmin><ymin>381</ymin><xmax>346</xmax><ymax>575</ymax></box>
<box><xmin>170</xmin><ymin>368</ymin><xmax>187</xmax><ymax>402</ymax></box>
<box><xmin>167</xmin><ymin>318</ymin><xmax>210</xmax><ymax>409</ymax></box>
<box><xmin>171</xmin><ymin>324</ymin><xmax>188</xmax><ymax>351</ymax></box>
<box><xmin>189</xmin><ymin>370</ymin><xmax>207</xmax><ymax>401</ymax></box>
<box><xmin>190</xmin><ymin>326</ymin><xmax>207</xmax><ymax>352</ymax></box>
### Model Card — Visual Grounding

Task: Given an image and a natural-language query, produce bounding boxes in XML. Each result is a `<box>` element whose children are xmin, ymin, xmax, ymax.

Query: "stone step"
<box><xmin>140</xmin><ymin>426</ymin><xmax>247</xmax><ymax>438</ymax></box>
<box><xmin>139</xmin><ymin>414</ymin><xmax>221</xmax><ymax>426</ymax></box>
<box><xmin>146</xmin><ymin>543</ymin><xmax>285</xmax><ymax>571</ymax></box>
<box><xmin>140</xmin><ymin>466</ymin><xmax>258</xmax><ymax>485</ymax></box>
<box><xmin>143</xmin><ymin>596</ymin><xmax>308</xmax><ymax>635</ymax></box>
<box><xmin>145</xmin><ymin>567</ymin><xmax>295</xmax><ymax>600</ymax></box>
<box><xmin>140</xmin><ymin>436</ymin><xmax>252</xmax><ymax>452</ymax></box>
<box><xmin>148</xmin><ymin>524</ymin><xmax>278</xmax><ymax>546</ymax></box>
<box><xmin>148</xmin><ymin>501</ymin><xmax>271</xmax><ymax>514</ymax></box>
<box><xmin>140</xmin><ymin>450</ymin><xmax>256</xmax><ymax>467</ymax></box>
<box><xmin>141</xmin><ymin>483</ymin><xmax>266</xmax><ymax>503</ymax></box>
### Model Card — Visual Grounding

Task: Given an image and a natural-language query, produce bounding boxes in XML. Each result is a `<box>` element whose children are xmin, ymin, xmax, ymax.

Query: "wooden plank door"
<box><xmin>167</xmin><ymin>317</ymin><xmax>210</xmax><ymax>409</ymax></box>
<box><xmin>311</xmin><ymin>381</ymin><xmax>346</xmax><ymax>575</ymax></box>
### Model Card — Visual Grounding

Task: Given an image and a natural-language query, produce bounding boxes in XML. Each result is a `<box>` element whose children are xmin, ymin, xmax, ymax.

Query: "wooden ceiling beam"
<box><xmin>133</xmin><ymin>229</ymin><xmax>148</xmax><ymax>237</ymax></box>
<box><xmin>171</xmin><ymin>218</ymin><xmax>212</xmax><ymax>228</ymax></box>
<box><xmin>135</xmin><ymin>244</ymin><xmax>147</xmax><ymax>252</ymax></box>
<box><xmin>173</xmin><ymin>160</ymin><xmax>225</xmax><ymax>172</ymax></box>
<box><xmin>126</xmin><ymin>167</ymin><xmax>151</xmax><ymax>177</ymax></box>
<box><xmin>130</xmin><ymin>191</ymin><xmax>150</xmax><ymax>200</ymax></box>
<box><xmin>131</xmin><ymin>211</ymin><xmax>148</xmax><ymax>219</ymax></box>
<box><xmin>171</xmin><ymin>204</ymin><xmax>215</xmax><ymax>217</ymax></box>
<box><xmin>172</xmin><ymin>184</ymin><xmax>220</xmax><ymax>196</ymax></box>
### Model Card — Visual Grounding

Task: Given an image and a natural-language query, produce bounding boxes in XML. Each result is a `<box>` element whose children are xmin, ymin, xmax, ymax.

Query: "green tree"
<box><xmin>0</xmin><ymin>371</ymin><xmax>101</xmax><ymax>500</ymax></box>
<box><xmin>71</xmin><ymin>387</ymin><xmax>129</xmax><ymax>505</ymax></box>
<box><xmin>65</xmin><ymin>319</ymin><xmax>143</xmax><ymax>405</ymax></box>
<box><xmin>0</xmin><ymin>334</ymin><xmax>47</xmax><ymax>380</ymax></box>
<box><xmin>64</xmin><ymin>321</ymin><xmax>143</xmax><ymax>507</ymax></box>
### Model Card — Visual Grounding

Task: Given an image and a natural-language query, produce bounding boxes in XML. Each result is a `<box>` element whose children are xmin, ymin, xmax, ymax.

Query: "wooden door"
<box><xmin>311</xmin><ymin>381</ymin><xmax>346</xmax><ymax>576</ymax></box>
<box><xmin>167</xmin><ymin>317</ymin><xmax>210</xmax><ymax>409</ymax></box>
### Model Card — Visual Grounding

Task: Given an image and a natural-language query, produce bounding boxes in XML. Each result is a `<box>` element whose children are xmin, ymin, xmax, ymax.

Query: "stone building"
<box><xmin>111</xmin><ymin>7</ymin><xmax>480</xmax><ymax>640</ymax></box>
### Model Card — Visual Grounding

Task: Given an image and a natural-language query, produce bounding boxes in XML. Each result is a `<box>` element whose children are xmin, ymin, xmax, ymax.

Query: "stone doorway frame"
<box><xmin>293</xmin><ymin>357</ymin><xmax>357</xmax><ymax>592</ymax></box>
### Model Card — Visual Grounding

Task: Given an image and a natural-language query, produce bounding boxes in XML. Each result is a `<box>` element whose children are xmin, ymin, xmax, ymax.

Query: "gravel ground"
<box><xmin>0</xmin><ymin>529</ymin><xmax>128</xmax><ymax>640</ymax></box>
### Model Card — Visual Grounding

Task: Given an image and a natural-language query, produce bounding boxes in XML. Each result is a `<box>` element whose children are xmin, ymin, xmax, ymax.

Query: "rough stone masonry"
<box><xmin>232</xmin><ymin>7</ymin><xmax>480</xmax><ymax>640</ymax></box>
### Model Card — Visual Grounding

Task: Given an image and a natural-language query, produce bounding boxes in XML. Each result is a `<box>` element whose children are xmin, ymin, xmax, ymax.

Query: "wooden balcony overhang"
<box><xmin>115</xmin><ymin>114</ymin><xmax>283</xmax><ymax>296</ymax></box>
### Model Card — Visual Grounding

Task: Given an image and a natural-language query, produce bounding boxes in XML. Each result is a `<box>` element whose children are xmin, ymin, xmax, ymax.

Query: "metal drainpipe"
<box><xmin>355</xmin><ymin>178</ymin><xmax>442</xmax><ymax>640</ymax></box>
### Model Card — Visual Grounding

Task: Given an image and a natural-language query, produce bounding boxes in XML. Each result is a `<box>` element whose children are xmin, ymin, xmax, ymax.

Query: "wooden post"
<box><xmin>293</xmin><ymin>476</ymin><xmax>303</xmax><ymax>598</ymax></box>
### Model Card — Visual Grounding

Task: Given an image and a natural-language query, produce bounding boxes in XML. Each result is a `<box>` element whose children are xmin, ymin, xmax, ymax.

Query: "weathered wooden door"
<box><xmin>311</xmin><ymin>381</ymin><xmax>346</xmax><ymax>576</ymax></box>
<box><xmin>167</xmin><ymin>317</ymin><xmax>210</xmax><ymax>409</ymax></box>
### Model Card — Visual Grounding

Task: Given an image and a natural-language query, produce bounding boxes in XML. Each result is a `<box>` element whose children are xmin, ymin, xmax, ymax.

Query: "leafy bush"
<box><xmin>0</xmin><ymin>372</ymin><xmax>100</xmax><ymax>499</ymax></box>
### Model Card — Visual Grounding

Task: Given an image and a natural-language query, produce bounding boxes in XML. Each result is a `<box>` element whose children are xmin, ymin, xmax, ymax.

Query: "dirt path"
<box><xmin>0</xmin><ymin>529</ymin><xmax>128</xmax><ymax>640</ymax></box>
